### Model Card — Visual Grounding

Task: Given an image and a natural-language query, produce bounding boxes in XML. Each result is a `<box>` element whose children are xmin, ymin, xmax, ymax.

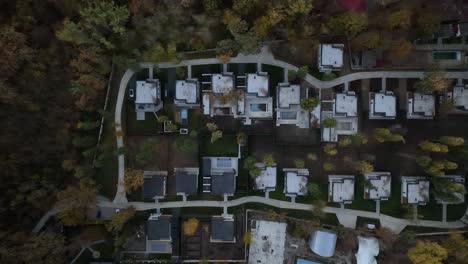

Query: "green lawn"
<box><xmin>379</xmin><ymin>178</ymin><xmax>403</xmax><ymax>216</ymax></box>
<box><xmin>201</xmin><ymin>135</ymin><xmax>238</xmax><ymax>157</ymax></box>
<box><xmin>268</xmin><ymin>170</ymin><xmax>289</xmax><ymax>201</ymax></box>
<box><xmin>346</xmin><ymin>176</ymin><xmax>376</xmax><ymax>212</ymax></box>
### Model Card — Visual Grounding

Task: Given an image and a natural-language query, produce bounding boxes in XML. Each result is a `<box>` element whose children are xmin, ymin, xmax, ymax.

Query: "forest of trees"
<box><xmin>0</xmin><ymin>0</ymin><xmax>453</xmax><ymax>262</ymax></box>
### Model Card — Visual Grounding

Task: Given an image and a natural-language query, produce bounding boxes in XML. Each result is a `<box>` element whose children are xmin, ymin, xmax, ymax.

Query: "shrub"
<box><xmin>263</xmin><ymin>154</ymin><xmax>275</xmax><ymax>167</ymax></box>
<box><xmin>323</xmin><ymin>144</ymin><xmax>338</xmax><ymax>156</ymax></box>
<box><xmin>418</xmin><ymin>141</ymin><xmax>449</xmax><ymax>153</ymax></box>
<box><xmin>296</xmin><ymin>65</ymin><xmax>309</xmax><ymax>78</ymax></box>
<box><xmin>300</xmin><ymin>97</ymin><xmax>319</xmax><ymax>110</ymax></box>
<box><xmin>338</xmin><ymin>137</ymin><xmax>352</xmax><ymax>147</ymax></box>
<box><xmin>183</xmin><ymin>218</ymin><xmax>200</xmax><ymax>236</ymax></box>
<box><xmin>439</xmin><ymin>136</ymin><xmax>464</xmax><ymax>147</ymax></box>
<box><xmin>307</xmin><ymin>153</ymin><xmax>317</xmax><ymax>161</ymax></box>
<box><xmin>355</xmin><ymin>161</ymin><xmax>374</xmax><ymax>174</ymax></box>
<box><xmin>351</xmin><ymin>133</ymin><xmax>368</xmax><ymax>145</ymax></box>
<box><xmin>294</xmin><ymin>159</ymin><xmax>305</xmax><ymax>168</ymax></box>
<box><xmin>322</xmin><ymin>117</ymin><xmax>337</xmax><ymax>128</ymax></box>
<box><xmin>323</xmin><ymin>162</ymin><xmax>334</xmax><ymax>171</ymax></box>
<box><xmin>243</xmin><ymin>156</ymin><xmax>256</xmax><ymax>170</ymax></box>
<box><xmin>210</xmin><ymin>130</ymin><xmax>223</xmax><ymax>143</ymax></box>
<box><xmin>206</xmin><ymin>122</ymin><xmax>218</xmax><ymax>132</ymax></box>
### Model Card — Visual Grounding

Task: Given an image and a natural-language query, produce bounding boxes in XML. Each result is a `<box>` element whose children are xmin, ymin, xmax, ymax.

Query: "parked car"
<box><xmin>129</xmin><ymin>88</ymin><xmax>135</xmax><ymax>100</ymax></box>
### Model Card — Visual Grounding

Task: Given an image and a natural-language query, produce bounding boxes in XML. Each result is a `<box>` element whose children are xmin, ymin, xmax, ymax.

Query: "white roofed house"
<box><xmin>369</xmin><ymin>91</ymin><xmax>397</xmax><ymax>119</ymax></box>
<box><xmin>201</xmin><ymin>72</ymin><xmax>237</xmax><ymax>117</ymax></box>
<box><xmin>174</xmin><ymin>79</ymin><xmax>200</xmax><ymax>108</ymax></box>
<box><xmin>322</xmin><ymin>91</ymin><xmax>359</xmax><ymax>142</ymax></box>
<box><xmin>328</xmin><ymin>175</ymin><xmax>355</xmax><ymax>206</ymax></box>
<box><xmin>406</xmin><ymin>92</ymin><xmax>435</xmax><ymax>119</ymax></box>
<box><xmin>276</xmin><ymin>83</ymin><xmax>310</xmax><ymax>128</ymax></box>
<box><xmin>135</xmin><ymin>79</ymin><xmax>163</xmax><ymax>120</ymax></box>
<box><xmin>236</xmin><ymin>72</ymin><xmax>274</xmax><ymax>125</ymax></box>
<box><xmin>450</xmin><ymin>84</ymin><xmax>468</xmax><ymax>111</ymax></box>
<box><xmin>401</xmin><ymin>176</ymin><xmax>430</xmax><ymax>205</ymax></box>
<box><xmin>318</xmin><ymin>44</ymin><xmax>344</xmax><ymax>73</ymax></box>
<box><xmin>283</xmin><ymin>168</ymin><xmax>309</xmax><ymax>199</ymax></box>
<box><xmin>364</xmin><ymin>172</ymin><xmax>391</xmax><ymax>201</ymax></box>
<box><xmin>253</xmin><ymin>163</ymin><xmax>277</xmax><ymax>192</ymax></box>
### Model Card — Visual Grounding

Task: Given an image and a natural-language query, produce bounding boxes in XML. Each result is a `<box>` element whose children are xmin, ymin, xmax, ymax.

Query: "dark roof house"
<box><xmin>146</xmin><ymin>214</ymin><xmax>172</xmax><ymax>253</ymax></box>
<box><xmin>175</xmin><ymin>167</ymin><xmax>199</xmax><ymax>196</ymax></box>
<box><xmin>143</xmin><ymin>171</ymin><xmax>167</xmax><ymax>200</ymax></box>
<box><xmin>210</xmin><ymin>215</ymin><xmax>235</xmax><ymax>243</ymax></box>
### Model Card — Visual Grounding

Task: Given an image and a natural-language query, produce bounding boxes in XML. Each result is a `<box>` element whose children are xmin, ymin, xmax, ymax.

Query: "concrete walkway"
<box><xmin>99</xmin><ymin>196</ymin><xmax>465</xmax><ymax>234</ymax></box>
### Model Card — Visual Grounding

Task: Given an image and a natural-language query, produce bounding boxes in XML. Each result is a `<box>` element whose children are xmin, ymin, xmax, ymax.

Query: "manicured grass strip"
<box><xmin>202</xmin><ymin>135</ymin><xmax>238</xmax><ymax>157</ymax></box>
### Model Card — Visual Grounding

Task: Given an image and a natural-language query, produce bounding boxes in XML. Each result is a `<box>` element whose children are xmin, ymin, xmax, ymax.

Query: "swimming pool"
<box><xmin>296</xmin><ymin>259</ymin><xmax>321</xmax><ymax>264</ymax></box>
<box><xmin>250</xmin><ymin>103</ymin><xmax>267</xmax><ymax>112</ymax></box>
<box><xmin>433</xmin><ymin>51</ymin><xmax>461</xmax><ymax>60</ymax></box>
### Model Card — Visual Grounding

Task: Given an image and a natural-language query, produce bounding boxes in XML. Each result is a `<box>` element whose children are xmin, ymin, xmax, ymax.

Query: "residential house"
<box><xmin>322</xmin><ymin>91</ymin><xmax>359</xmax><ymax>142</ymax></box>
<box><xmin>174</xmin><ymin>79</ymin><xmax>200</xmax><ymax>108</ymax></box>
<box><xmin>401</xmin><ymin>176</ymin><xmax>430</xmax><ymax>205</ymax></box>
<box><xmin>211</xmin><ymin>215</ymin><xmax>236</xmax><ymax>243</ymax></box>
<box><xmin>174</xmin><ymin>167</ymin><xmax>199</xmax><ymax>197</ymax></box>
<box><xmin>369</xmin><ymin>91</ymin><xmax>397</xmax><ymax>119</ymax></box>
<box><xmin>146</xmin><ymin>214</ymin><xmax>172</xmax><ymax>253</ymax></box>
<box><xmin>202</xmin><ymin>157</ymin><xmax>238</xmax><ymax>196</ymax></box>
<box><xmin>318</xmin><ymin>44</ymin><xmax>344</xmax><ymax>73</ymax></box>
<box><xmin>435</xmin><ymin>175</ymin><xmax>466</xmax><ymax>204</ymax></box>
<box><xmin>364</xmin><ymin>172</ymin><xmax>391</xmax><ymax>201</ymax></box>
<box><xmin>451</xmin><ymin>84</ymin><xmax>468</xmax><ymax>110</ymax></box>
<box><xmin>283</xmin><ymin>168</ymin><xmax>309</xmax><ymax>197</ymax></box>
<box><xmin>202</xmin><ymin>72</ymin><xmax>237</xmax><ymax>116</ymax></box>
<box><xmin>236</xmin><ymin>72</ymin><xmax>274</xmax><ymax>125</ymax></box>
<box><xmin>135</xmin><ymin>79</ymin><xmax>163</xmax><ymax>120</ymax></box>
<box><xmin>253</xmin><ymin>163</ymin><xmax>277</xmax><ymax>192</ymax></box>
<box><xmin>276</xmin><ymin>83</ymin><xmax>310</xmax><ymax>128</ymax></box>
<box><xmin>142</xmin><ymin>171</ymin><xmax>168</xmax><ymax>200</ymax></box>
<box><xmin>407</xmin><ymin>92</ymin><xmax>435</xmax><ymax>119</ymax></box>
<box><xmin>328</xmin><ymin>175</ymin><xmax>355</xmax><ymax>205</ymax></box>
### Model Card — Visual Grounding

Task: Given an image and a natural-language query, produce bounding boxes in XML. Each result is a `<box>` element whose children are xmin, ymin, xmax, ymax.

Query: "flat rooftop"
<box><xmin>143</xmin><ymin>171</ymin><xmax>167</xmax><ymax>199</ymax></box>
<box><xmin>319</xmin><ymin>44</ymin><xmax>344</xmax><ymax>68</ymax></box>
<box><xmin>211</xmin><ymin>216</ymin><xmax>235</xmax><ymax>242</ymax></box>
<box><xmin>175</xmin><ymin>79</ymin><xmax>198</xmax><ymax>104</ymax></box>
<box><xmin>453</xmin><ymin>85</ymin><xmax>468</xmax><ymax>110</ymax></box>
<box><xmin>248</xmin><ymin>220</ymin><xmax>287</xmax><ymax>264</ymax></box>
<box><xmin>284</xmin><ymin>169</ymin><xmax>309</xmax><ymax>196</ymax></box>
<box><xmin>212</xmin><ymin>73</ymin><xmax>234</xmax><ymax>94</ymax></box>
<box><xmin>328</xmin><ymin>175</ymin><xmax>355</xmax><ymax>203</ymax></box>
<box><xmin>254</xmin><ymin>164</ymin><xmax>277</xmax><ymax>191</ymax></box>
<box><xmin>401</xmin><ymin>176</ymin><xmax>430</xmax><ymax>205</ymax></box>
<box><xmin>247</xmin><ymin>73</ymin><xmax>269</xmax><ymax>96</ymax></box>
<box><xmin>408</xmin><ymin>92</ymin><xmax>435</xmax><ymax>118</ymax></box>
<box><xmin>174</xmin><ymin>167</ymin><xmax>199</xmax><ymax>195</ymax></box>
<box><xmin>278</xmin><ymin>84</ymin><xmax>301</xmax><ymax>108</ymax></box>
<box><xmin>136</xmin><ymin>80</ymin><xmax>160</xmax><ymax>104</ymax></box>
<box><xmin>364</xmin><ymin>172</ymin><xmax>391</xmax><ymax>200</ymax></box>
<box><xmin>370</xmin><ymin>92</ymin><xmax>396</xmax><ymax>118</ymax></box>
<box><xmin>335</xmin><ymin>92</ymin><xmax>358</xmax><ymax>117</ymax></box>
